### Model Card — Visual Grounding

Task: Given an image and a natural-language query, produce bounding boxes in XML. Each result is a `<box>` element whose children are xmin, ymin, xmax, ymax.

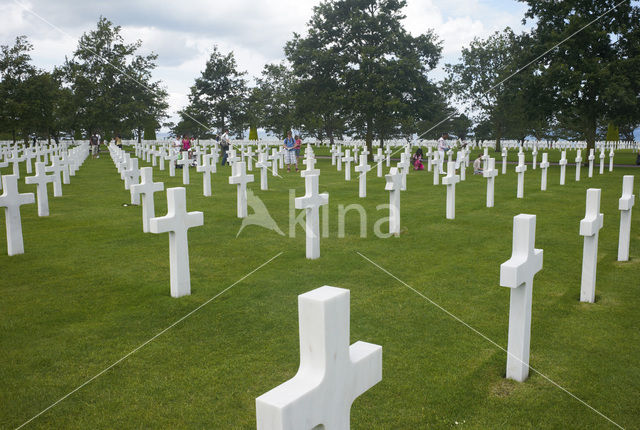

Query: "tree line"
<box><xmin>1</xmin><ymin>0</ymin><xmax>639</xmax><ymax>152</ymax></box>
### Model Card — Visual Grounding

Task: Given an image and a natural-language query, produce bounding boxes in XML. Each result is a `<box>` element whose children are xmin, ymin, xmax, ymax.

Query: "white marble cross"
<box><xmin>124</xmin><ymin>158</ymin><xmax>140</xmax><ymax>196</ymax></box>
<box><xmin>45</xmin><ymin>157</ymin><xmax>64</xmax><ymax>197</ymax></box>
<box><xmin>158</xmin><ymin>150</ymin><xmax>166</xmax><ymax>170</ymax></box>
<box><xmin>385</xmin><ymin>167</ymin><xmax>403</xmax><ymax>235</ymax></box>
<box><xmin>559</xmin><ymin>150</ymin><xmax>567</xmax><ymax>185</ymax></box>
<box><xmin>599</xmin><ymin>149</ymin><xmax>605</xmax><ymax>174</ymax></box>
<box><xmin>609</xmin><ymin>149</ymin><xmax>614</xmax><ymax>172</ymax></box>
<box><xmin>165</xmin><ymin>151</ymin><xmax>178</xmax><ymax>177</ymax></box>
<box><xmin>373</xmin><ymin>148</ymin><xmax>384</xmax><ymax>177</ymax></box>
<box><xmin>587</xmin><ymin>148</ymin><xmax>594</xmax><ymax>178</ymax></box>
<box><xmin>398</xmin><ymin>153</ymin><xmax>410</xmax><ymax>191</ymax></box>
<box><xmin>149</xmin><ymin>187</ymin><xmax>203</xmax><ymax>298</ymax></box>
<box><xmin>193</xmin><ymin>146</ymin><xmax>204</xmax><ymax>167</ymax></box>
<box><xmin>618</xmin><ymin>175</ymin><xmax>636</xmax><ymax>261</ymax></box>
<box><xmin>60</xmin><ymin>152</ymin><xmax>71</xmax><ymax>184</ymax></box>
<box><xmin>25</xmin><ymin>161</ymin><xmax>54</xmax><ymax>217</ymax></box>
<box><xmin>617</xmin><ymin>175</ymin><xmax>635</xmax><ymax>261</ymax></box>
<box><xmin>9</xmin><ymin>149</ymin><xmax>25</xmax><ymax>178</ymax></box>
<box><xmin>539</xmin><ymin>153</ymin><xmax>549</xmax><ymax>191</ymax></box>
<box><xmin>270</xmin><ymin>149</ymin><xmax>279</xmax><ymax>176</ymax></box>
<box><xmin>575</xmin><ymin>150</ymin><xmax>582</xmax><ymax>182</ymax></box>
<box><xmin>197</xmin><ymin>154</ymin><xmax>216</xmax><ymax>197</ymax></box>
<box><xmin>385</xmin><ymin>145</ymin><xmax>392</xmax><ymax>167</ymax></box>
<box><xmin>151</xmin><ymin>148</ymin><xmax>158</xmax><ymax>167</ymax></box>
<box><xmin>246</xmin><ymin>146</ymin><xmax>255</xmax><ymax>171</ymax></box>
<box><xmin>532</xmin><ymin>145</ymin><xmax>538</xmax><ymax>170</ymax></box>
<box><xmin>0</xmin><ymin>159</ymin><xmax>8</xmax><ymax>191</ymax></box>
<box><xmin>445</xmin><ymin>151</ymin><xmax>453</xmax><ymax>174</ymax></box>
<box><xmin>579</xmin><ymin>188</ymin><xmax>604</xmax><ymax>303</ymax></box>
<box><xmin>227</xmin><ymin>148</ymin><xmax>240</xmax><ymax>166</ymax></box>
<box><xmin>501</xmin><ymin>147</ymin><xmax>508</xmax><ymax>175</ymax></box>
<box><xmin>515</xmin><ymin>153</ymin><xmax>527</xmax><ymax>199</ymax></box>
<box><xmin>458</xmin><ymin>152</ymin><xmax>466</xmax><ymax>181</ymax></box>
<box><xmin>483</xmin><ymin>157</ymin><xmax>498</xmax><ymax>208</ymax></box>
<box><xmin>131</xmin><ymin>167</ymin><xmax>164</xmax><ymax>233</ymax></box>
<box><xmin>426</xmin><ymin>147</ymin><xmax>433</xmax><ymax>172</ymax></box>
<box><xmin>330</xmin><ymin>145</ymin><xmax>337</xmax><ymax>165</ymax></box>
<box><xmin>24</xmin><ymin>148</ymin><xmax>35</xmax><ymax>174</ymax></box>
<box><xmin>228</xmin><ymin>161</ymin><xmax>254</xmax><ymax>218</ymax></box>
<box><xmin>500</xmin><ymin>214</ymin><xmax>543</xmax><ymax>382</ymax></box>
<box><xmin>177</xmin><ymin>155</ymin><xmax>190</xmax><ymax>185</ymax></box>
<box><xmin>343</xmin><ymin>149</ymin><xmax>354</xmax><ymax>181</ymax></box>
<box><xmin>442</xmin><ymin>161</ymin><xmax>460</xmax><ymax>219</ymax></box>
<box><xmin>256</xmin><ymin>152</ymin><xmax>271</xmax><ymax>190</ymax></box>
<box><xmin>0</xmin><ymin>174</ymin><xmax>35</xmax><ymax>256</ymax></box>
<box><xmin>354</xmin><ymin>154</ymin><xmax>371</xmax><ymax>198</ymax></box>
<box><xmin>256</xmin><ymin>286</ymin><xmax>382</xmax><ymax>430</ymax></box>
<box><xmin>301</xmin><ymin>155</ymin><xmax>319</xmax><ymax>177</ymax></box>
<box><xmin>335</xmin><ymin>146</ymin><xmax>343</xmax><ymax>171</ymax></box>
<box><xmin>481</xmin><ymin>147</ymin><xmax>489</xmax><ymax>170</ymax></box>
<box><xmin>432</xmin><ymin>153</ymin><xmax>440</xmax><ymax>185</ymax></box>
<box><xmin>294</xmin><ymin>174</ymin><xmax>329</xmax><ymax>259</ymax></box>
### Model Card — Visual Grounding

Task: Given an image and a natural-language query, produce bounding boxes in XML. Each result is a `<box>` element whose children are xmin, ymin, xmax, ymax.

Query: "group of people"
<box><xmin>90</xmin><ymin>134</ymin><xmax>122</xmax><ymax>158</ymax></box>
<box><xmin>409</xmin><ymin>133</ymin><xmax>485</xmax><ymax>174</ymax></box>
<box><xmin>217</xmin><ymin>129</ymin><xmax>302</xmax><ymax>171</ymax></box>
<box><xmin>283</xmin><ymin>131</ymin><xmax>302</xmax><ymax>172</ymax></box>
<box><xmin>410</xmin><ymin>132</ymin><xmax>453</xmax><ymax>171</ymax></box>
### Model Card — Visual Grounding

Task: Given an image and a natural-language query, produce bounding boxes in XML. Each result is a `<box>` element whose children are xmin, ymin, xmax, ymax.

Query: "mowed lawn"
<box><xmin>1</xmin><ymin>146</ymin><xmax>639</xmax><ymax>429</ymax></box>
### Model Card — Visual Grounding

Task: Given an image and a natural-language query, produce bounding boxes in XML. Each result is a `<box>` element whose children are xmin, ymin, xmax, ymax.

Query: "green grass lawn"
<box><xmin>1</xmin><ymin>149</ymin><xmax>639</xmax><ymax>429</ymax></box>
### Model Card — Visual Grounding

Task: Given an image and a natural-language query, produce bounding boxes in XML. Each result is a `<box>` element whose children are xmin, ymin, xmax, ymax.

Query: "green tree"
<box><xmin>605</xmin><ymin>122</ymin><xmax>620</xmax><ymax>142</ymax></box>
<box><xmin>285</xmin><ymin>0</ymin><xmax>444</xmax><ymax>152</ymax></box>
<box><xmin>178</xmin><ymin>46</ymin><xmax>247</xmax><ymax>137</ymax></box>
<box><xmin>445</xmin><ymin>28</ymin><xmax>531</xmax><ymax>150</ymax></box>
<box><xmin>520</xmin><ymin>0</ymin><xmax>640</xmax><ymax>150</ymax></box>
<box><xmin>248</xmin><ymin>126</ymin><xmax>258</xmax><ymax>140</ymax></box>
<box><xmin>0</xmin><ymin>36</ymin><xmax>36</xmax><ymax>142</ymax></box>
<box><xmin>254</xmin><ymin>63</ymin><xmax>296</xmax><ymax>138</ymax></box>
<box><xmin>62</xmin><ymin>17</ymin><xmax>168</xmax><ymax>140</ymax></box>
<box><xmin>285</xmin><ymin>26</ymin><xmax>347</xmax><ymax>143</ymax></box>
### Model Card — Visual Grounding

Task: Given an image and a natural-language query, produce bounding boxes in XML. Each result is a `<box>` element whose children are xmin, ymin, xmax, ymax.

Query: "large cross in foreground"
<box><xmin>500</xmin><ymin>214</ymin><xmax>543</xmax><ymax>382</ymax></box>
<box><xmin>256</xmin><ymin>286</ymin><xmax>382</xmax><ymax>429</ymax></box>
<box><xmin>580</xmin><ymin>188</ymin><xmax>604</xmax><ymax>303</ymax></box>
<box><xmin>617</xmin><ymin>175</ymin><xmax>635</xmax><ymax>261</ymax></box>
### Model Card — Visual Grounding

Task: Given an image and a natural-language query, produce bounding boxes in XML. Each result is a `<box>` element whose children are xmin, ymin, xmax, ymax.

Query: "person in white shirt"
<box><xmin>220</xmin><ymin>129</ymin><xmax>230</xmax><ymax>166</ymax></box>
<box><xmin>437</xmin><ymin>133</ymin><xmax>449</xmax><ymax>174</ymax></box>
<box><xmin>473</xmin><ymin>153</ymin><xmax>483</xmax><ymax>174</ymax></box>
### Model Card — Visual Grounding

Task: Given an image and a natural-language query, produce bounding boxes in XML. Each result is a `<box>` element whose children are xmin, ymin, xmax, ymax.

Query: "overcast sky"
<box><xmin>2</xmin><ymin>0</ymin><xmax>531</xmax><ymax>126</ymax></box>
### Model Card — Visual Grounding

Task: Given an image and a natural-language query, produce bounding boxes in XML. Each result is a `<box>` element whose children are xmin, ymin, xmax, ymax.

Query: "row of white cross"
<box><xmin>0</xmin><ymin>144</ymin><xmax>90</xmax><ymax>255</ymax></box>
<box><xmin>2</xmin><ymin>139</ymin><xmax>634</xmax><ymax>428</ymax></box>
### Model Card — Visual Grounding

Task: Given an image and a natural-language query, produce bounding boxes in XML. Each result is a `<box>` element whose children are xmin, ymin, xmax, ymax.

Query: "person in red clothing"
<box><xmin>411</xmin><ymin>148</ymin><xmax>424</xmax><ymax>170</ymax></box>
<box><xmin>294</xmin><ymin>134</ymin><xmax>302</xmax><ymax>166</ymax></box>
<box><xmin>181</xmin><ymin>135</ymin><xmax>191</xmax><ymax>151</ymax></box>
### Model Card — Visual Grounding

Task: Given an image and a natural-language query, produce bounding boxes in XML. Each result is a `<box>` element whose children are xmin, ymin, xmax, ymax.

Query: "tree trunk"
<box><xmin>365</xmin><ymin>116</ymin><xmax>373</xmax><ymax>160</ymax></box>
<box><xmin>494</xmin><ymin>119</ymin><xmax>502</xmax><ymax>152</ymax></box>
<box><xmin>584</xmin><ymin>116</ymin><xmax>597</xmax><ymax>153</ymax></box>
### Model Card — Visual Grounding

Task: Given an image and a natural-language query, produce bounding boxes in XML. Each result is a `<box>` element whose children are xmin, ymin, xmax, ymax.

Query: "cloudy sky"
<box><xmin>1</xmin><ymin>0</ymin><xmax>531</xmax><ymax>127</ymax></box>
